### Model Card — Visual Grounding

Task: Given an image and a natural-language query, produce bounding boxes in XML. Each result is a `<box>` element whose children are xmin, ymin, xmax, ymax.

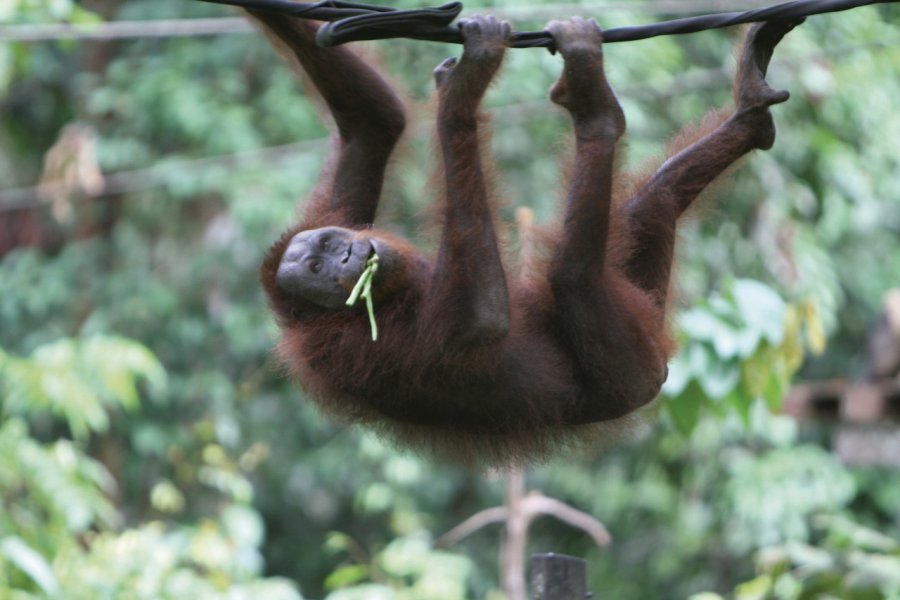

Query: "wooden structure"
<box><xmin>784</xmin><ymin>378</ymin><xmax>900</xmax><ymax>468</ymax></box>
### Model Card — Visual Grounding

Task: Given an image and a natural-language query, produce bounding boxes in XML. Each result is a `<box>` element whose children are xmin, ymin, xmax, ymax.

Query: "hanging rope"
<box><xmin>197</xmin><ymin>0</ymin><xmax>897</xmax><ymax>47</ymax></box>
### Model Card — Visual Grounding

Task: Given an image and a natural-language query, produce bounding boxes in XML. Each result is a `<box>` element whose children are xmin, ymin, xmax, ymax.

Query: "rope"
<box><xmin>197</xmin><ymin>0</ymin><xmax>897</xmax><ymax>47</ymax></box>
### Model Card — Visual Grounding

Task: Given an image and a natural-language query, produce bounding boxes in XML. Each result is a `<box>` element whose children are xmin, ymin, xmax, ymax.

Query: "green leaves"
<box><xmin>47</xmin><ymin>522</ymin><xmax>304</xmax><ymax>600</ymax></box>
<box><xmin>0</xmin><ymin>335</ymin><xmax>301</xmax><ymax>599</ymax></box>
<box><xmin>729</xmin><ymin>516</ymin><xmax>900</xmax><ymax>599</ymax></box>
<box><xmin>0</xmin><ymin>418</ymin><xmax>118</xmax><ymax>585</ymax></box>
<box><xmin>1</xmin><ymin>336</ymin><xmax>166</xmax><ymax>440</ymax></box>
<box><xmin>0</xmin><ymin>537</ymin><xmax>58</xmax><ymax>595</ymax></box>
<box><xmin>663</xmin><ymin>279</ymin><xmax>814</xmax><ymax>434</ymax></box>
<box><xmin>324</xmin><ymin>533</ymin><xmax>474</xmax><ymax>600</ymax></box>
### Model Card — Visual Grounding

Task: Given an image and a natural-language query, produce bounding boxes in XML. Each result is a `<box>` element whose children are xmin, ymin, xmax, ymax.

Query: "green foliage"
<box><xmin>662</xmin><ymin>279</ymin><xmax>820</xmax><ymax>434</ymax></box>
<box><xmin>723</xmin><ymin>446</ymin><xmax>855</xmax><ymax>552</ymax></box>
<box><xmin>719</xmin><ymin>516</ymin><xmax>900</xmax><ymax>599</ymax></box>
<box><xmin>50</xmin><ymin>520</ymin><xmax>303</xmax><ymax>600</ymax></box>
<box><xmin>1</xmin><ymin>0</ymin><xmax>101</xmax><ymax>24</ymax></box>
<box><xmin>0</xmin><ymin>339</ymin><xmax>301</xmax><ymax>598</ymax></box>
<box><xmin>323</xmin><ymin>533</ymin><xmax>481</xmax><ymax>600</ymax></box>
<box><xmin>0</xmin><ymin>418</ymin><xmax>117</xmax><ymax>558</ymax></box>
<box><xmin>528</xmin><ymin>405</ymin><xmax>870</xmax><ymax>599</ymax></box>
<box><xmin>1</xmin><ymin>336</ymin><xmax>165</xmax><ymax>439</ymax></box>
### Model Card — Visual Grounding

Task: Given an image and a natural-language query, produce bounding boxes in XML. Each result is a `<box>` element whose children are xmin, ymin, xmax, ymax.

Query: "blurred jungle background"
<box><xmin>1</xmin><ymin>0</ymin><xmax>898</xmax><ymax>598</ymax></box>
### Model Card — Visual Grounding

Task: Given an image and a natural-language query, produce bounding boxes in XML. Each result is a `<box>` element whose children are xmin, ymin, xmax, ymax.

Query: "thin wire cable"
<box><xmin>0</xmin><ymin>18</ymin><xmax>252</xmax><ymax>43</ymax></box>
<box><xmin>0</xmin><ymin>140</ymin><xmax>324</xmax><ymax>212</ymax></box>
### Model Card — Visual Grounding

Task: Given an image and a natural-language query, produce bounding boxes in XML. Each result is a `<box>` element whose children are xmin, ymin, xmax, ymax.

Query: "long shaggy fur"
<box><xmin>251</xmin><ymin>12</ymin><xmax>794</xmax><ymax>466</ymax></box>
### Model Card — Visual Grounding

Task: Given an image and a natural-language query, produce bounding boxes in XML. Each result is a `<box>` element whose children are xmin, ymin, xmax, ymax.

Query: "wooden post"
<box><xmin>531</xmin><ymin>553</ymin><xmax>590</xmax><ymax>599</ymax></box>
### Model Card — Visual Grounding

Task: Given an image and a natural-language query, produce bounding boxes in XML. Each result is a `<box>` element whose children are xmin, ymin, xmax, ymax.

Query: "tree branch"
<box><xmin>522</xmin><ymin>493</ymin><xmax>613</xmax><ymax>548</ymax></box>
<box><xmin>435</xmin><ymin>506</ymin><xmax>509</xmax><ymax>548</ymax></box>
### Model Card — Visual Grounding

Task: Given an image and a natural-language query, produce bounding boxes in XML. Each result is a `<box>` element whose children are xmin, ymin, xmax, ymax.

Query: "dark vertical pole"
<box><xmin>531</xmin><ymin>553</ymin><xmax>590</xmax><ymax>600</ymax></box>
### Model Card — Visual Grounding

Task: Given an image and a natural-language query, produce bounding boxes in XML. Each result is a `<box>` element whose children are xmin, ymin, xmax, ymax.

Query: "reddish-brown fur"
<box><xmin>248</xmin><ymin>9</ymin><xmax>801</xmax><ymax>465</ymax></box>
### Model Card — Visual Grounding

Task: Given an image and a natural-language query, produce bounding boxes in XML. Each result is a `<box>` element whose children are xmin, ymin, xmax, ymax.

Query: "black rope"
<box><xmin>197</xmin><ymin>0</ymin><xmax>898</xmax><ymax>47</ymax></box>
